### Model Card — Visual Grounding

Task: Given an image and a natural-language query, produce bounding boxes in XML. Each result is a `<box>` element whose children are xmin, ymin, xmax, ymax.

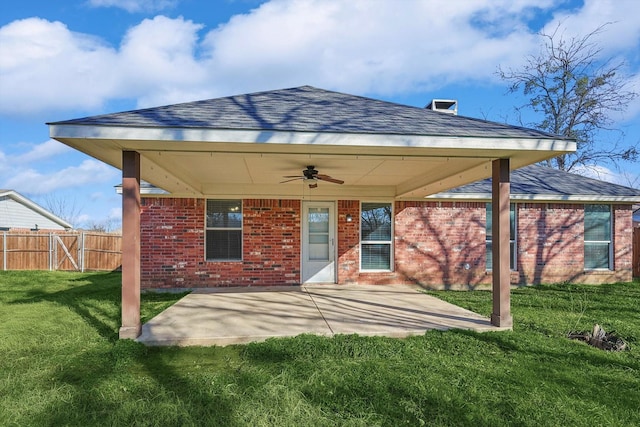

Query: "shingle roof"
<box><xmin>442</xmin><ymin>164</ymin><xmax>640</xmax><ymax>198</ymax></box>
<box><xmin>50</xmin><ymin>86</ymin><xmax>570</xmax><ymax>140</ymax></box>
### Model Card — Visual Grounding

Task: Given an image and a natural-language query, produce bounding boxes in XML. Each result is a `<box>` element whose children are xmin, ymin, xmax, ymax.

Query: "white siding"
<box><xmin>0</xmin><ymin>196</ymin><xmax>66</xmax><ymax>230</ymax></box>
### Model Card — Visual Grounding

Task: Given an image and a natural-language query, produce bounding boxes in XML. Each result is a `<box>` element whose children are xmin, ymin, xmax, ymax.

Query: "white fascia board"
<box><xmin>49</xmin><ymin>124</ymin><xmax>576</xmax><ymax>154</ymax></box>
<box><xmin>114</xmin><ymin>186</ymin><xmax>169</xmax><ymax>195</ymax></box>
<box><xmin>425</xmin><ymin>192</ymin><xmax>640</xmax><ymax>203</ymax></box>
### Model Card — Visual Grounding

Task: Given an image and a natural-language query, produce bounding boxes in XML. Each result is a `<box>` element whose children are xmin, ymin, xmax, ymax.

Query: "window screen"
<box><xmin>361</xmin><ymin>202</ymin><xmax>392</xmax><ymax>270</ymax></box>
<box><xmin>206</xmin><ymin>200</ymin><xmax>242</xmax><ymax>261</ymax></box>
<box><xmin>584</xmin><ymin>204</ymin><xmax>611</xmax><ymax>270</ymax></box>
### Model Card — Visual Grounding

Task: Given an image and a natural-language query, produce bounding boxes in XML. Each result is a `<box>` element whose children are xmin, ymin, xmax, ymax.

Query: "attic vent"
<box><xmin>426</xmin><ymin>99</ymin><xmax>458</xmax><ymax>115</ymax></box>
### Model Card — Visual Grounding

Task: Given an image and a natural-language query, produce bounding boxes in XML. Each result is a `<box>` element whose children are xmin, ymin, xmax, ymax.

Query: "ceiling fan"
<box><xmin>280</xmin><ymin>165</ymin><xmax>344</xmax><ymax>188</ymax></box>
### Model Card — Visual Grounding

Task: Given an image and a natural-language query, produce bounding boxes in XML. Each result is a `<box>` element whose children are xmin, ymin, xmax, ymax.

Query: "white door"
<box><xmin>302</xmin><ymin>202</ymin><xmax>336</xmax><ymax>283</ymax></box>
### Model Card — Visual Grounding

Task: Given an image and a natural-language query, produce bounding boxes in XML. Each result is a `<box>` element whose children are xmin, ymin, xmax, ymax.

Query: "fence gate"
<box><xmin>54</xmin><ymin>234</ymin><xmax>80</xmax><ymax>271</ymax></box>
<box><xmin>1</xmin><ymin>231</ymin><xmax>122</xmax><ymax>271</ymax></box>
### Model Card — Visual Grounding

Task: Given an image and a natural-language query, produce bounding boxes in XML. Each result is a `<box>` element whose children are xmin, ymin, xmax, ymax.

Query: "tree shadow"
<box><xmin>394</xmin><ymin>201</ymin><xmax>487</xmax><ymax>290</ymax></box>
<box><xmin>519</xmin><ymin>203</ymin><xmax>586</xmax><ymax>285</ymax></box>
<box><xmin>7</xmin><ymin>272</ymin><xmax>122</xmax><ymax>341</ymax></box>
<box><xmin>5</xmin><ymin>272</ymin><xmax>237</xmax><ymax>425</ymax></box>
<box><xmin>6</xmin><ymin>272</ymin><xmax>186</xmax><ymax>342</ymax></box>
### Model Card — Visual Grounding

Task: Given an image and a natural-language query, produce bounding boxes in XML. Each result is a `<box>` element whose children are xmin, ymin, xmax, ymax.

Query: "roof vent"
<box><xmin>426</xmin><ymin>99</ymin><xmax>458</xmax><ymax>115</ymax></box>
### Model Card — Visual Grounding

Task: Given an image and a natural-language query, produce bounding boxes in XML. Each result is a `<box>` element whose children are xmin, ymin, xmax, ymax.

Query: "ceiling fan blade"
<box><xmin>283</xmin><ymin>175</ymin><xmax>303</xmax><ymax>178</ymax></box>
<box><xmin>280</xmin><ymin>177</ymin><xmax>303</xmax><ymax>183</ymax></box>
<box><xmin>316</xmin><ymin>174</ymin><xmax>344</xmax><ymax>184</ymax></box>
<box><xmin>308</xmin><ymin>182</ymin><xmax>318</xmax><ymax>189</ymax></box>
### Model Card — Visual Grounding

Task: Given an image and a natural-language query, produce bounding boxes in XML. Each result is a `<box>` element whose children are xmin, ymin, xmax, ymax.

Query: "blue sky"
<box><xmin>1</xmin><ymin>0</ymin><xmax>639</xmax><ymax>230</ymax></box>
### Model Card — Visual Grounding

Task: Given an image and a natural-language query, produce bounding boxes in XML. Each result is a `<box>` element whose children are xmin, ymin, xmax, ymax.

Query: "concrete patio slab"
<box><xmin>137</xmin><ymin>284</ymin><xmax>510</xmax><ymax>346</ymax></box>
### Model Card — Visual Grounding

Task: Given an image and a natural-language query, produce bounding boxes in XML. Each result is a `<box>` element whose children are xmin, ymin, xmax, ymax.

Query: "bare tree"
<box><xmin>42</xmin><ymin>194</ymin><xmax>82</xmax><ymax>227</ymax></box>
<box><xmin>497</xmin><ymin>23</ymin><xmax>638</xmax><ymax>172</ymax></box>
<box><xmin>83</xmin><ymin>218</ymin><xmax>120</xmax><ymax>233</ymax></box>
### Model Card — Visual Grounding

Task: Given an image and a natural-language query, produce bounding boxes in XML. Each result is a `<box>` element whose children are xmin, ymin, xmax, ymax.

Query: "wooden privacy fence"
<box><xmin>1</xmin><ymin>231</ymin><xmax>122</xmax><ymax>272</ymax></box>
<box><xmin>633</xmin><ymin>227</ymin><xmax>640</xmax><ymax>278</ymax></box>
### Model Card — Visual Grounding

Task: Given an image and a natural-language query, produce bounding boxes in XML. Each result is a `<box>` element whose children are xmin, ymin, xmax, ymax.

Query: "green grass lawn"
<box><xmin>1</xmin><ymin>271</ymin><xmax>639</xmax><ymax>426</ymax></box>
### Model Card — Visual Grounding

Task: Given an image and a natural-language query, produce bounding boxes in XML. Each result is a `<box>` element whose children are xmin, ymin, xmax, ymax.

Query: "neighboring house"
<box><xmin>49</xmin><ymin>85</ymin><xmax>597</xmax><ymax>336</ymax></box>
<box><xmin>0</xmin><ymin>190</ymin><xmax>72</xmax><ymax>231</ymax></box>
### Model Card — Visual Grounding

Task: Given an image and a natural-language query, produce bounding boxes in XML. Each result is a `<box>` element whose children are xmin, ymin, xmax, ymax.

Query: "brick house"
<box><xmin>136</xmin><ymin>164</ymin><xmax>639</xmax><ymax>289</ymax></box>
<box><xmin>50</xmin><ymin>85</ymin><xmax>598</xmax><ymax>338</ymax></box>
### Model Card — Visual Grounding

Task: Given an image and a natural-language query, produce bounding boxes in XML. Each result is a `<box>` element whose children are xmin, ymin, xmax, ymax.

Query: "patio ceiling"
<box><xmin>48</xmin><ymin>86</ymin><xmax>576</xmax><ymax>199</ymax></box>
<box><xmin>49</xmin><ymin>129</ymin><xmax>575</xmax><ymax>200</ymax></box>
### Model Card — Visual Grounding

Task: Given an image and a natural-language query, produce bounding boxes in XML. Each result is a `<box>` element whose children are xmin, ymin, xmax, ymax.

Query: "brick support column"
<box><xmin>119</xmin><ymin>151</ymin><xmax>141</xmax><ymax>339</ymax></box>
<box><xmin>491</xmin><ymin>158</ymin><xmax>513</xmax><ymax>327</ymax></box>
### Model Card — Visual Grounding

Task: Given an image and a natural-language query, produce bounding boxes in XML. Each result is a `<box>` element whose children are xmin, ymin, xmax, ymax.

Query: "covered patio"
<box><xmin>48</xmin><ymin>86</ymin><xmax>576</xmax><ymax>341</ymax></box>
<box><xmin>138</xmin><ymin>284</ymin><xmax>510</xmax><ymax>346</ymax></box>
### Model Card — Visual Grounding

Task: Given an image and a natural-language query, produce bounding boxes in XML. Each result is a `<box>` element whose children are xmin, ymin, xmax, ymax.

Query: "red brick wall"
<box><xmin>140</xmin><ymin>198</ymin><xmax>634</xmax><ymax>288</ymax></box>
<box><xmin>516</xmin><ymin>203</ymin><xmax>633</xmax><ymax>284</ymax></box>
<box><xmin>337</xmin><ymin>200</ymin><xmax>360</xmax><ymax>284</ymax></box>
<box><xmin>516</xmin><ymin>203</ymin><xmax>584</xmax><ymax>284</ymax></box>
<box><xmin>392</xmin><ymin>201</ymin><xmax>487</xmax><ymax>288</ymax></box>
<box><xmin>392</xmin><ymin>202</ymin><xmax>633</xmax><ymax>288</ymax></box>
<box><xmin>610</xmin><ymin>204</ymin><xmax>634</xmax><ymax>282</ymax></box>
<box><xmin>140</xmin><ymin>198</ymin><xmax>300</xmax><ymax>288</ymax></box>
<box><xmin>337</xmin><ymin>201</ymin><xmax>489</xmax><ymax>287</ymax></box>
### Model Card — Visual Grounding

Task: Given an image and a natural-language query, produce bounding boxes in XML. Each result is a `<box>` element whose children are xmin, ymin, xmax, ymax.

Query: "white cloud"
<box><xmin>4</xmin><ymin>159</ymin><xmax>119</xmax><ymax>194</ymax></box>
<box><xmin>201</xmin><ymin>0</ymin><xmax>547</xmax><ymax>95</ymax></box>
<box><xmin>0</xmin><ymin>139</ymin><xmax>80</xmax><ymax>192</ymax></box>
<box><xmin>0</xmin><ymin>16</ymin><xmax>210</xmax><ymax>114</ymax></box>
<box><xmin>14</xmin><ymin>139</ymin><xmax>73</xmax><ymax>163</ymax></box>
<box><xmin>87</xmin><ymin>0</ymin><xmax>178</xmax><ymax>13</ymax></box>
<box><xmin>544</xmin><ymin>0</ymin><xmax>640</xmax><ymax>54</ymax></box>
<box><xmin>0</xmin><ymin>18</ymin><xmax>119</xmax><ymax>114</ymax></box>
<box><xmin>572</xmin><ymin>164</ymin><xmax>639</xmax><ymax>188</ymax></box>
<box><xmin>109</xmin><ymin>207</ymin><xmax>122</xmax><ymax>219</ymax></box>
<box><xmin>617</xmin><ymin>73</ymin><xmax>640</xmax><ymax>124</ymax></box>
<box><xmin>0</xmin><ymin>150</ymin><xmax>7</xmax><ymax>174</ymax></box>
<box><xmin>118</xmin><ymin>15</ymin><xmax>210</xmax><ymax>107</ymax></box>
<box><xmin>1</xmin><ymin>0</ymin><xmax>639</xmax><ymax>116</ymax></box>
<box><xmin>75</xmin><ymin>214</ymin><xmax>92</xmax><ymax>224</ymax></box>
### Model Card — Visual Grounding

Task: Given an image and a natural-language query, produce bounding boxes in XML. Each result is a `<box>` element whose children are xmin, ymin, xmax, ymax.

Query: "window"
<box><xmin>361</xmin><ymin>202</ymin><xmax>392</xmax><ymax>270</ymax></box>
<box><xmin>584</xmin><ymin>204</ymin><xmax>611</xmax><ymax>270</ymax></box>
<box><xmin>486</xmin><ymin>203</ymin><xmax>516</xmax><ymax>270</ymax></box>
<box><xmin>206</xmin><ymin>200</ymin><xmax>242</xmax><ymax>261</ymax></box>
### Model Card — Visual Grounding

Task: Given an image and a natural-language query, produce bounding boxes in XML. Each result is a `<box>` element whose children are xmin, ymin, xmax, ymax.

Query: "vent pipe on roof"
<box><xmin>426</xmin><ymin>99</ymin><xmax>458</xmax><ymax>115</ymax></box>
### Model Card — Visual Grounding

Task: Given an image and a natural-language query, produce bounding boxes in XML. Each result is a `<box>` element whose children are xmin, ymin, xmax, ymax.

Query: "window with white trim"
<box><xmin>584</xmin><ymin>204</ymin><xmax>612</xmax><ymax>270</ymax></box>
<box><xmin>486</xmin><ymin>203</ymin><xmax>516</xmax><ymax>270</ymax></box>
<box><xmin>206</xmin><ymin>200</ymin><xmax>242</xmax><ymax>261</ymax></box>
<box><xmin>360</xmin><ymin>202</ymin><xmax>392</xmax><ymax>271</ymax></box>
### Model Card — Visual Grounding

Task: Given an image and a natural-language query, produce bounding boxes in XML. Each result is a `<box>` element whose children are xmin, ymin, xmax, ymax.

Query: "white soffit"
<box><xmin>50</xmin><ymin>124</ymin><xmax>576</xmax><ymax>199</ymax></box>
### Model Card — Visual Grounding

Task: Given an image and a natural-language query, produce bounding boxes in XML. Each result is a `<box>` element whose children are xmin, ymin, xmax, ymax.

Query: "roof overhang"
<box><xmin>426</xmin><ymin>192</ymin><xmax>640</xmax><ymax>203</ymax></box>
<box><xmin>50</xmin><ymin>124</ymin><xmax>576</xmax><ymax>199</ymax></box>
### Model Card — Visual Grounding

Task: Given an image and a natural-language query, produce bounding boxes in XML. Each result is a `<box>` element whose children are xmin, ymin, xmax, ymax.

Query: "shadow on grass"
<box><xmin>4</xmin><ymin>272</ymin><xmax>237</xmax><ymax>424</ymax></box>
<box><xmin>4</xmin><ymin>272</ymin><xmax>639</xmax><ymax>425</ymax></box>
<box><xmin>6</xmin><ymin>272</ymin><xmax>122</xmax><ymax>341</ymax></box>
<box><xmin>6</xmin><ymin>272</ymin><xmax>187</xmax><ymax>342</ymax></box>
<box><xmin>40</xmin><ymin>341</ymin><xmax>240</xmax><ymax>425</ymax></box>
